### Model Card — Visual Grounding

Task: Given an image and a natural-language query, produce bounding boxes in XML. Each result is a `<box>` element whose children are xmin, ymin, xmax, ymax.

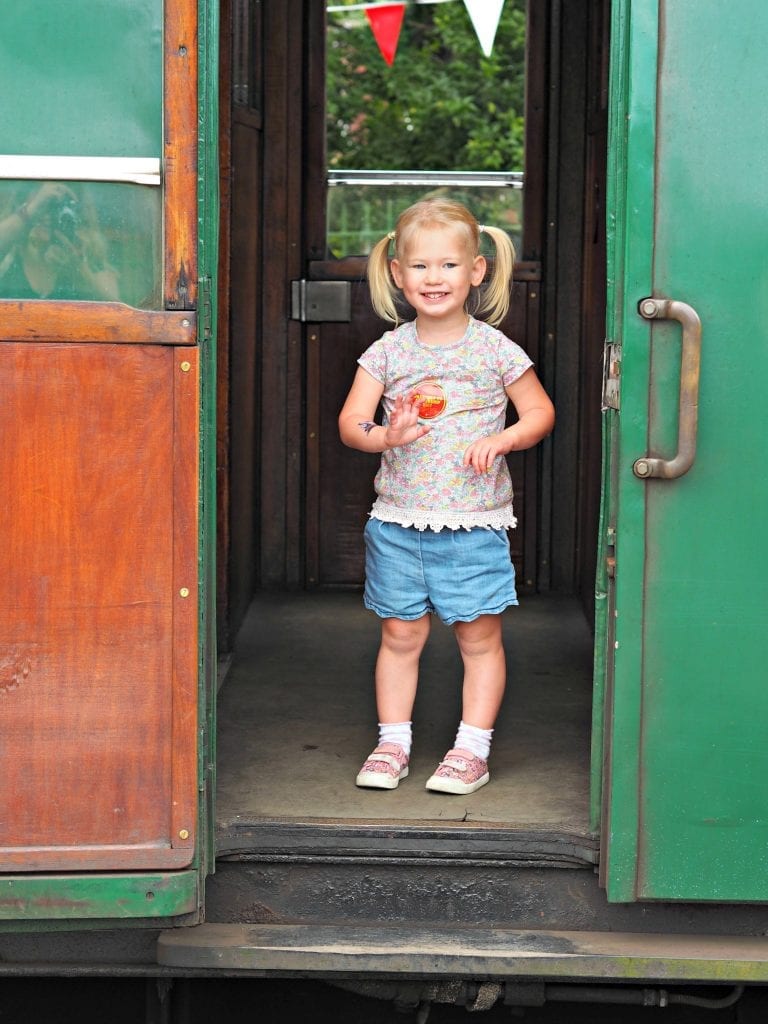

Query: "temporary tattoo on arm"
<box><xmin>358</xmin><ymin>421</ymin><xmax>377</xmax><ymax>435</ymax></box>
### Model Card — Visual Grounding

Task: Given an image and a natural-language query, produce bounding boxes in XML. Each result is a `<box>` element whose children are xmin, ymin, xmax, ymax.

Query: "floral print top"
<box><xmin>358</xmin><ymin>317</ymin><xmax>533</xmax><ymax>531</ymax></box>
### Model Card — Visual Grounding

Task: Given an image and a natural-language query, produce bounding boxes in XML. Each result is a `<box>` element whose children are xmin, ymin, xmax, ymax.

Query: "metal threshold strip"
<box><xmin>0</xmin><ymin>155</ymin><xmax>161</xmax><ymax>186</ymax></box>
<box><xmin>157</xmin><ymin>923</ymin><xmax>768</xmax><ymax>983</ymax></box>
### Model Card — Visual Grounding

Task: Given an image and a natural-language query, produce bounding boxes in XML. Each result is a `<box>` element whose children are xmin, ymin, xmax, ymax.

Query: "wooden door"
<box><xmin>0</xmin><ymin>0</ymin><xmax>204</xmax><ymax>891</ymax></box>
<box><xmin>601</xmin><ymin>0</ymin><xmax>768</xmax><ymax>901</ymax></box>
<box><xmin>300</xmin><ymin>8</ymin><xmax>544</xmax><ymax>590</ymax></box>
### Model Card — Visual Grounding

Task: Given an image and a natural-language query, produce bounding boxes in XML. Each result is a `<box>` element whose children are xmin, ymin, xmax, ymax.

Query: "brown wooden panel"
<box><xmin>164</xmin><ymin>0</ymin><xmax>198</xmax><ymax>308</ymax></box>
<box><xmin>0</xmin><ymin>301</ymin><xmax>196</xmax><ymax>345</ymax></box>
<box><xmin>0</xmin><ymin>343</ymin><xmax>198</xmax><ymax>870</ymax></box>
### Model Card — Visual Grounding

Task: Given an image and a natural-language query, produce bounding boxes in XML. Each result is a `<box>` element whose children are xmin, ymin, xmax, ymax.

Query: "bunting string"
<box><xmin>327</xmin><ymin>0</ymin><xmax>506</xmax><ymax>65</ymax></box>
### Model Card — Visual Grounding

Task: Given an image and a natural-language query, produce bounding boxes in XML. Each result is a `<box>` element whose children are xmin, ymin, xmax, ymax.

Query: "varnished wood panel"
<box><xmin>164</xmin><ymin>0</ymin><xmax>198</xmax><ymax>308</ymax></box>
<box><xmin>0</xmin><ymin>301</ymin><xmax>196</xmax><ymax>345</ymax></box>
<box><xmin>0</xmin><ymin>343</ymin><xmax>198</xmax><ymax>870</ymax></box>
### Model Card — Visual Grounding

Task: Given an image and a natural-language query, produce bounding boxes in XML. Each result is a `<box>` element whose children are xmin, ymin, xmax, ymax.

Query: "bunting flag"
<box><xmin>462</xmin><ymin>0</ymin><xmax>505</xmax><ymax>58</ymax></box>
<box><xmin>365</xmin><ymin>4</ymin><xmax>407</xmax><ymax>66</ymax></box>
<box><xmin>328</xmin><ymin>0</ymin><xmax>506</xmax><ymax>65</ymax></box>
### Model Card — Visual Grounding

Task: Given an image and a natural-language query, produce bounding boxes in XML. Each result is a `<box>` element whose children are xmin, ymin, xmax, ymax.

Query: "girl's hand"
<box><xmin>384</xmin><ymin>393</ymin><xmax>431</xmax><ymax>449</ymax></box>
<box><xmin>463</xmin><ymin>432</ymin><xmax>513</xmax><ymax>474</ymax></box>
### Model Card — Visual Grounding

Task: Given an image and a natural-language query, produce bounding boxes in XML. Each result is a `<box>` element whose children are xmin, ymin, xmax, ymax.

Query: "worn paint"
<box><xmin>0</xmin><ymin>873</ymin><xmax>198</xmax><ymax>923</ymax></box>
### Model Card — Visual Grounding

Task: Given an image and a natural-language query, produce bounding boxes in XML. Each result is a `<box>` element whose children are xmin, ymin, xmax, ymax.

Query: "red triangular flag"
<box><xmin>365</xmin><ymin>3</ymin><xmax>406</xmax><ymax>66</ymax></box>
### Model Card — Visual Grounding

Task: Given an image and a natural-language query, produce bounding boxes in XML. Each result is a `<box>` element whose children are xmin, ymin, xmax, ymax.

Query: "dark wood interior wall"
<box><xmin>539</xmin><ymin>0</ymin><xmax>604</xmax><ymax>607</ymax></box>
<box><xmin>217</xmin><ymin>0</ymin><xmax>265</xmax><ymax>650</ymax></box>
<box><xmin>258</xmin><ymin>0</ymin><xmax>306</xmax><ymax>589</ymax></box>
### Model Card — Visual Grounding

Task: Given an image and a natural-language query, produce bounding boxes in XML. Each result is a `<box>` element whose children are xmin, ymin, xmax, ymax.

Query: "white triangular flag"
<box><xmin>462</xmin><ymin>0</ymin><xmax>505</xmax><ymax>58</ymax></box>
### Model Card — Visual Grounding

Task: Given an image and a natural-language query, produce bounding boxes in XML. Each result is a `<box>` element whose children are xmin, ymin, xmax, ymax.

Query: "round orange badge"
<box><xmin>411</xmin><ymin>381</ymin><xmax>447</xmax><ymax>420</ymax></box>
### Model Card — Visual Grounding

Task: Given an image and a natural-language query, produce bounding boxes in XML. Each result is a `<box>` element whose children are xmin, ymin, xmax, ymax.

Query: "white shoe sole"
<box><xmin>425</xmin><ymin>771</ymin><xmax>489</xmax><ymax>795</ymax></box>
<box><xmin>356</xmin><ymin>766</ymin><xmax>409</xmax><ymax>790</ymax></box>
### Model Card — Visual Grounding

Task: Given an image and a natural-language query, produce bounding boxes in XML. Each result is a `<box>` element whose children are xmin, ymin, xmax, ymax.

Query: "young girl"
<box><xmin>338</xmin><ymin>198</ymin><xmax>554</xmax><ymax>795</ymax></box>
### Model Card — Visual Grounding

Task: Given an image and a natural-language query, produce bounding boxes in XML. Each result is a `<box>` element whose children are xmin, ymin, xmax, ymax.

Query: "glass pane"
<box><xmin>0</xmin><ymin>1</ymin><xmax>162</xmax><ymax>157</ymax></box>
<box><xmin>327</xmin><ymin>174</ymin><xmax>522</xmax><ymax>258</ymax></box>
<box><xmin>326</xmin><ymin>0</ymin><xmax>525</xmax><ymax>257</ymax></box>
<box><xmin>0</xmin><ymin>180</ymin><xmax>162</xmax><ymax>308</ymax></box>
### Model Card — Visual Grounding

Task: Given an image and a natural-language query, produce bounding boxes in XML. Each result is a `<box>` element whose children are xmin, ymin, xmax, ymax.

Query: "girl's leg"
<box><xmin>356</xmin><ymin>614</ymin><xmax>430</xmax><ymax>790</ymax></box>
<box><xmin>424</xmin><ymin>614</ymin><xmax>505</xmax><ymax>794</ymax></box>
<box><xmin>453</xmin><ymin>613</ymin><xmax>506</xmax><ymax>730</ymax></box>
<box><xmin>375</xmin><ymin>613</ymin><xmax>431</xmax><ymax>723</ymax></box>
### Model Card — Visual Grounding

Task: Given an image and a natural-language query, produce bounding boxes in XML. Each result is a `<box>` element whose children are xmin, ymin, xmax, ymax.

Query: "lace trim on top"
<box><xmin>369</xmin><ymin>498</ymin><xmax>517</xmax><ymax>533</ymax></box>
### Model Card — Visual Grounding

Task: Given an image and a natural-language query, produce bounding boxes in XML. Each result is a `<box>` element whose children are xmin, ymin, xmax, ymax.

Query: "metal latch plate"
<box><xmin>290</xmin><ymin>280</ymin><xmax>352</xmax><ymax>322</ymax></box>
<box><xmin>601</xmin><ymin>341</ymin><xmax>621</xmax><ymax>410</ymax></box>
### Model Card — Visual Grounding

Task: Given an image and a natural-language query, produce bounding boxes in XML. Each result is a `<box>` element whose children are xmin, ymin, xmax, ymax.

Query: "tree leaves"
<box><xmin>326</xmin><ymin>1</ymin><xmax>526</xmax><ymax>172</ymax></box>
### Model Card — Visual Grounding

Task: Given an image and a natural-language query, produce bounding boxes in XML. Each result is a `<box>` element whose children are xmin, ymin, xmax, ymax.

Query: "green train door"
<box><xmin>0</xmin><ymin>0</ymin><xmax>217</xmax><ymax>922</ymax></box>
<box><xmin>599</xmin><ymin>0</ymin><xmax>768</xmax><ymax>901</ymax></box>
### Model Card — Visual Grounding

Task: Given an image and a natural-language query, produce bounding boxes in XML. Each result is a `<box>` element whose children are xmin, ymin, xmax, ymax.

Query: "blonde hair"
<box><xmin>367</xmin><ymin>197</ymin><xmax>516</xmax><ymax>326</ymax></box>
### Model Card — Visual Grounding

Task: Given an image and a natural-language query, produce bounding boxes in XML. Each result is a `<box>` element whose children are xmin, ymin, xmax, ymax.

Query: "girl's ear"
<box><xmin>471</xmin><ymin>254</ymin><xmax>486</xmax><ymax>286</ymax></box>
<box><xmin>390</xmin><ymin>259</ymin><xmax>404</xmax><ymax>288</ymax></box>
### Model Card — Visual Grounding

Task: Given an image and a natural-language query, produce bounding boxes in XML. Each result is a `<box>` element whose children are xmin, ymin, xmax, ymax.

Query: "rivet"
<box><xmin>179</xmin><ymin>829</ymin><xmax>190</xmax><ymax>840</ymax></box>
<box><xmin>178</xmin><ymin>45</ymin><xmax>188</xmax><ymax>57</ymax></box>
<box><xmin>179</xmin><ymin>587</ymin><xmax>190</xmax><ymax>598</ymax></box>
<box><xmin>181</xmin><ymin>318</ymin><xmax>191</xmax><ymax>328</ymax></box>
<box><xmin>180</xmin><ymin>361</ymin><xmax>191</xmax><ymax>372</ymax></box>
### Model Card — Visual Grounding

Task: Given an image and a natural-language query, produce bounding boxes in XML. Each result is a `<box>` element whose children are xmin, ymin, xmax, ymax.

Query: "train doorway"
<box><xmin>213</xmin><ymin>0</ymin><xmax>607</xmax><ymax>862</ymax></box>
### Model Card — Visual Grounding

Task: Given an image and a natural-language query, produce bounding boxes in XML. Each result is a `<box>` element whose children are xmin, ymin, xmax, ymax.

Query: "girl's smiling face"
<box><xmin>390</xmin><ymin>226</ymin><xmax>486</xmax><ymax>331</ymax></box>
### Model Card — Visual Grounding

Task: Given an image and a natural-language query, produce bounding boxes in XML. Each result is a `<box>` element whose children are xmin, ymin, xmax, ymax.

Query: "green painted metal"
<box><xmin>0</xmin><ymin>872</ymin><xmax>198</xmax><ymax>923</ymax></box>
<box><xmin>197</xmin><ymin>0</ymin><xmax>221</xmax><ymax>885</ymax></box>
<box><xmin>604</xmin><ymin>0</ymin><xmax>768</xmax><ymax>901</ymax></box>
<box><xmin>0</xmin><ymin>1</ymin><xmax>161</xmax><ymax>157</ymax></box>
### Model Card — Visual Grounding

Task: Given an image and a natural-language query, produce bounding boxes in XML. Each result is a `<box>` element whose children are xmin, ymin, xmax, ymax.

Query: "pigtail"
<box><xmin>476</xmin><ymin>224</ymin><xmax>515</xmax><ymax>326</ymax></box>
<box><xmin>367</xmin><ymin>233</ymin><xmax>399</xmax><ymax>324</ymax></box>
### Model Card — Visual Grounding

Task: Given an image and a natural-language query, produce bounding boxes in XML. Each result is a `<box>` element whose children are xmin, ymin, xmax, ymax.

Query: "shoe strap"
<box><xmin>364</xmin><ymin>752</ymin><xmax>403</xmax><ymax>771</ymax></box>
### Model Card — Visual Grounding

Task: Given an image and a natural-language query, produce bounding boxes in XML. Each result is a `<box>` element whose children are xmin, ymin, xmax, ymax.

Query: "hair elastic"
<box><xmin>478</xmin><ymin>224</ymin><xmax>486</xmax><ymax>233</ymax></box>
<box><xmin>387</xmin><ymin>230</ymin><xmax>395</xmax><ymax>240</ymax></box>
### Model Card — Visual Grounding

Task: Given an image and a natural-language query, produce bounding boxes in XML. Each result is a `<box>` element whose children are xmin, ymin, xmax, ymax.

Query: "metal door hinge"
<box><xmin>199</xmin><ymin>275</ymin><xmax>213</xmax><ymax>341</ymax></box>
<box><xmin>602</xmin><ymin>341</ymin><xmax>621</xmax><ymax>410</ymax></box>
<box><xmin>290</xmin><ymin>280</ymin><xmax>351</xmax><ymax>323</ymax></box>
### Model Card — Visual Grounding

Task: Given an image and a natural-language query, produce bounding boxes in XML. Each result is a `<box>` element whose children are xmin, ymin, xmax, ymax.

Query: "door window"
<box><xmin>326</xmin><ymin>0</ymin><xmax>525</xmax><ymax>256</ymax></box>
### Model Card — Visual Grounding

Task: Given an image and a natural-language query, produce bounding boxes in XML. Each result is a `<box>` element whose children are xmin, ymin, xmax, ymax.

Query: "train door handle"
<box><xmin>633</xmin><ymin>297</ymin><xmax>702</xmax><ymax>480</ymax></box>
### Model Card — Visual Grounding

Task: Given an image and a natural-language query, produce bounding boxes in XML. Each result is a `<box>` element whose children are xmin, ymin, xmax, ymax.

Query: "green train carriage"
<box><xmin>1</xmin><ymin>0</ymin><xmax>768</xmax><ymax>1010</ymax></box>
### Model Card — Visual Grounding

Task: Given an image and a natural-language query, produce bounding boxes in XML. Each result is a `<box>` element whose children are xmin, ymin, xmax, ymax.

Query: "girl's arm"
<box><xmin>463</xmin><ymin>367</ymin><xmax>555</xmax><ymax>473</ymax></box>
<box><xmin>339</xmin><ymin>366</ymin><xmax>430</xmax><ymax>453</ymax></box>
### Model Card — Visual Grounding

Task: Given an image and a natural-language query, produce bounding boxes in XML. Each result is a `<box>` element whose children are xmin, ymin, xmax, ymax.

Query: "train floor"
<box><xmin>215</xmin><ymin>589</ymin><xmax>595</xmax><ymax>842</ymax></box>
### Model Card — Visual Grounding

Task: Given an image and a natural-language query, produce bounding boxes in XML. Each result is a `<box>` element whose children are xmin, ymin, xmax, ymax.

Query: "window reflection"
<box><xmin>0</xmin><ymin>180</ymin><xmax>161</xmax><ymax>308</ymax></box>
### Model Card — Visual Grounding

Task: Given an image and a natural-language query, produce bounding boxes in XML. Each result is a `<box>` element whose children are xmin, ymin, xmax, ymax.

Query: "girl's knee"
<box><xmin>454</xmin><ymin>614</ymin><xmax>503</xmax><ymax>656</ymax></box>
<box><xmin>381</xmin><ymin>614</ymin><xmax>430</xmax><ymax>654</ymax></box>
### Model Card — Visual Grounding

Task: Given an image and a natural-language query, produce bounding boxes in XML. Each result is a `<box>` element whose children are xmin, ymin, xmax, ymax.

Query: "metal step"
<box><xmin>157</xmin><ymin>922</ymin><xmax>768</xmax><ymax>983</ymax></box>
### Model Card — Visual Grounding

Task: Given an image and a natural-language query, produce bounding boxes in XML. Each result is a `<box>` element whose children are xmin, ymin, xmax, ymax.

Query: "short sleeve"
<box><xmin>358</xmin><ymin>336</ymin><xmax>389</xmax><ymax>385</ymax></box>
<box><xmin>499</xmin><ymin>333</ymin><xmax>533</xmax><ymax>387</ymax></box>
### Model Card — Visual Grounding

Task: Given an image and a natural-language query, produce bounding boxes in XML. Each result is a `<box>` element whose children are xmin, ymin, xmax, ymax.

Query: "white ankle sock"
<box><xmin>378</xmin><ymin>721</ymin><xmax>412</xmax><ymax>756</ymax></box>
<box><xmin>454</xmin><ymin>720</ymin><xmax>493</xmax><ymax>760</ymax></box>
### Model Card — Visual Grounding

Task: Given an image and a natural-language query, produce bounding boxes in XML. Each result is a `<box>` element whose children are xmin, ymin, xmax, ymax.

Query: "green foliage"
<box><xmin>326</xmin><ymin>0</ymin><xmax>526</xmax><ymax>172</ymax></box>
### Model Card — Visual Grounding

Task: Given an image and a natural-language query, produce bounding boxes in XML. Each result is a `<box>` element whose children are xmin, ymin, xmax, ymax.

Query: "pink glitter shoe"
<box><xmin>425</xmin><ymin>748</ymin><xmax>490</xmax><ymax>795</ymax></box>
<box><xmin>355</xmin><ymin>742</ymin><xmax>409</xmax><ymax>790</ymax></box>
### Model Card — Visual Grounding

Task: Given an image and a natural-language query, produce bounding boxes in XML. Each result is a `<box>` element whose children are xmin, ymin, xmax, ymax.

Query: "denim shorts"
<box><xmin>363</xmin><ymin>519</ymin><xmax>518</xmax><ymax>625</ymax></box>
